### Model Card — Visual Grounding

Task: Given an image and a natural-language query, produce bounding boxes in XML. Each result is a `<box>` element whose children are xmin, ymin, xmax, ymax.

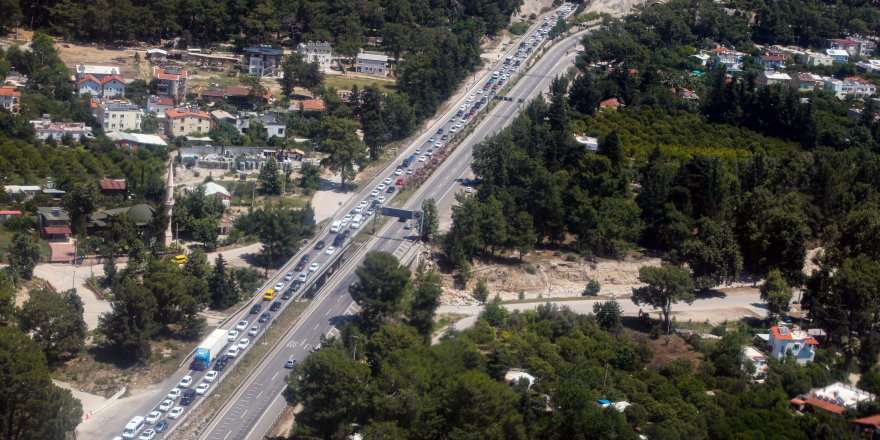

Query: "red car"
<box><xmin>395</xmin><ymin>178</ymin><xmax>404</xmax><ymax>185</ymax></box>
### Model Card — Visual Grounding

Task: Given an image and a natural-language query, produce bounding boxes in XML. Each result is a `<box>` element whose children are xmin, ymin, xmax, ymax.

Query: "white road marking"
<box><xmin>256</xmin><ymin>390</ymin><xmax>263</xmax><ymax>399</ymax></box>
<box><xmin>313</xmin><ymin>323</ymin><xmax>319</xmax><ymax>330</ymax></box>
<box><xmin>240</xmin><ymin>409</ymin><xmax>249</xmax><ymax>419</ymax></box>
<box><xmin>223</xmin><ymin>430</ymin><xmax>232</xmax><ymax>440</ymax></box>
<box><xmin>271</xmin><ymin>371</ymin><xmax>279</xmax><ymax>381</ymax></box>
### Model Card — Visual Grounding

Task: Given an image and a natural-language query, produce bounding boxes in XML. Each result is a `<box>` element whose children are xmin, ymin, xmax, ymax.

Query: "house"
<box><xmin>29</xmin><ymin>115</ymin><xmax>93</xmax><ymax>141</ymax></box>
<box><xmin>297</xmin><ymin>41</ymin><xmax>333</xmax><ymax>69</ymax></box>
<box><xmin>197</xmin><ymin>85</ymin><xmax>271</xmax><ymax>107</ymax></box>
<box><xmin>0</xmin><ymin>210</ymin><xmax>21</xmax><ymax>221</ymax></box>
<box><xmin>857</xmin><ymin>60</ymin><xmax>880</xmax><ymax>74</ymax></box>
<box><xmin>75</xmin><ymin>65</ymin><xmax>121</xmax><ymax>81</ymax></box>
<box><xmin>573</xmin><ymin>134</ymin><xmax>598</xmax><ymax>151</ymax></box>
<box><xmin>77</xmin><ymin>74</ymin><xmax>126</xmax><ymax>98</ymax></box>
<box><xmin>825</xmin><ymin>49</ymin><xmax>850</xmax><ymax>63</ymax></box>
<box><xmin>257</xmin><ymin>114</ymin><xmax>285</xmax><ymax>138</ymax></box>
<box><xmin>691</xmin><ymin>53</ymin><xmax>710</xmax><ymax>66</ymax></box>
<box><xmin>791</xmin><ymin>382</ymin><xmax>875</xmax><ymax>415</ymax></box>
<box><xmin>504</xmin><ymin>370</ymin><xmax>536</xmax><ymax>389</ymax></box>
<box><xmin>89</xmin><ymin>204</ymin><xmax>156</xmax><ymax>233</ymax></box>
<box><xmin>106</xmin><ymin>131</ymin><xmax>168</xmax><ymax>151</ymax></box>
<box><xmin>164</xmin><ymin>108</ymin><xmax>213</xmax><ymax>137</ymax></box>
<box><xmin>0</xmin><ymin>85</ymin><xmax>21</xmax><ymax>114</ymax></box>
<box><xmin>802</xmin><ymin>51</ymin><xmax>834</xmax><ymax>67</ymax></box>
<box><xmin>153</xmin><ymin>67</ymin><xmax>188</xmax><ymax>102</ymax></box>
<box><xmin>852</xmin><ymin>414</ymin><xmax>880</xmax><ymax>439</ymax></box>
<box><xmin>210</xmin><ymin>109</ymin><xmax>237</xmax><ymax>125</ymax></box>
<box><xmin>792</xmin><ymin>73</ymin><xmax>825</xmax><ymax>92</ymax></box>
<box><xmin>599</xmin><ymin>98</ymin><xmax>621</xmax><ymax>110</ymax></box>
<box><xmin>36</xmin><ymin>207</ymin><xmax>71</xmax><ymax>241</ymax></box>
<box><xmin>145</xmin><ymin>48</ymin><xmax>169</xmax><ymax>61</ymax></box>
<box><xmin>743</xmin><ymin>346</ymin><xmax>769</xmax><ymax>380</ymax></box>
<box><xmin>768</xmin><ymin>325</ymin><xmax>817</xmax><ymax>365</ymax></box>
<box><xmin>244</xmin><ymin>46</ymin><xmax>284</xmax><ymax>77</ymax></box>
<box><xmin>291</xmin><ymin>99</ymin><xmax>326</xmax><ymax>112</ymax></box>
<box><xmin>757</xmin><ymin>71</ymin><xmax>792</xmax><ymax>87</ymax></box>
<box><xmin>711</xmin><ymin>50</ymin><xmax>743</xmax><ymax>71</ymax></box>
<box><xmin>828</xmin><ymin>37</ymin><xmax>875</xmax><ymax>57</ymax></box>
<box><xmin>99</xmin><ymin>179</ymin><xmax>127</xmax><ymax>197</ymax></box>
<box><xmin>356</xmin><ymin>52</ymin><xmax>389</xmax><ymax>77</ymax></box>
<box><xmin>824</xmin><ymin>76</ymin><xmax>877</xmax><ymax>98</ymax></box>
<box><xmin>95</xmin><ymin>99</ymin><xmax>143</xmax><ymax>132</ymax></box>
<box><xmin>147</xmin><ymin>96</ymin><xmax>175</xmax><ymax>114</ymax></box>
<box><xmin>756</xmin><ymin>55</ymin><xmax>786</xmax><ymax>69</ymax></box>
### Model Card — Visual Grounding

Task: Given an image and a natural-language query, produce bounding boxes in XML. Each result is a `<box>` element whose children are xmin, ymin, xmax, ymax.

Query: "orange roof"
<box><xmin>224</xmin><ymin>86</ymin><xmax>251</xmax><ymax>97</ymax></box>
<box><xmin>295</xmin><ymin>99</ymin><xmax>325</xmax><ymax>111</ymax></box>
<box><xmin>43</xmin><ymin>226</ymin><xmax>72</xmax><ymax>235</ymax></box>
<box><xmin>77</xmin><ymin>74</ymin><xmax>101</xmax><ymax>85</ymax></box>
<box><xmin>803</xmin><ymin>396</ymin><xmax>846</xmax><ymax>414</ymax></box>
<box><xmin>709</xmin><ymin>47</ymin><xmax>729</xmax><ymax>53</ymax></box>
<box><xmin>599</xmin><ymin>98</ymin><xmax>620</xmax><ymax>108</ymax></box>
<box><xmin>99</xmin><ymin>179</ymin><xmax>126</xmax><ymax>191</ymax></box>
<box><xmin>151</xmin><ymin>96</ymin><xmax>174</xmax><ymax>106</ymax></box>
<box><xmin>165</xmin><ymin>108</ymin><xmax>210</xmax><ymax>119</ymax></box>
<box><xmin>100</xmin><ymin>75</ymin><xmax>126</xmax><ymax>85</ymax></box>
<box><xmin>0</xmin><ymin>86</ymin><xmax>20</xmax><ymax>98</ymax></box>
<box><xmin>153</xmin><ymin>67</ymin><xmax>188</xmax><ymax>80</ymax></box>
<box><xmin>854</xmin><ymin>414</ymin><xmax>880</xmax><ymax>429</ymax></box>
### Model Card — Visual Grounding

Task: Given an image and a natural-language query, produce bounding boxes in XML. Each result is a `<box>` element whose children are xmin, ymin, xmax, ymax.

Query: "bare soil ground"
<box><xmin>625</xmin><ymin>329</ymin><xmax>704</xmax><ymax>370</ymax></box>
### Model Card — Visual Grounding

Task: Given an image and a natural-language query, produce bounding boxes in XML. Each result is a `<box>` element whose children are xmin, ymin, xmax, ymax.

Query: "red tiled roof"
<box><xmin>43</xmin><ymin>226</ymin><xmax>72</xmax><ymax>235</ymax></box>
<box><xmin>0</xmin><ymin>86</ymin><xmax>20</xmax><ymax>98</ymax></box>
<box><xmin>77</xmin><ymin>74</ymin><xmax>101</xmax><ymax>85</ymax></box>
<box><xmin>224</xmin><ymin>86</ymin><xmax>251</xmax><ymax>97</ymax></box>
<box><xmin>151</xmin><ymin>97</ymin><xmax>174</xmax><ymax>106</ymax></box>
<box><xmin>759</xmin><ymin>55</ymin><xmax>786</xmax><ymax>61</ymax></box>
<box><xmin>854</xmin><ymin>414</ymin><xmax>880</xmax><ymax>429</ymax></box>
<box><xmin>831</xmin><ymin>39</ymin><xmax>858</xmax><ymax>45</ymax></box>
<box><xmin>803</xmin><ymin>396</ymin><xmax>846</xmax><ymax>414</ymax></box>
<box><xmin>599</xmin><ymin>98</ymin><xmax>620</xmax><ymax>108</ymax></box>
<box><xmin>199</xmin><ymin>88</ymin><xmax>226</xmax><ymax>98</ymax></box>
<box><xmin>295</xmin><ymin>99</ymin><xmax>326</xmax><ymax>111</ymax></box>
<box><xmin>99</xmin><ymin>179</ymin><xmax>126</xmax><ymax>191</ymax></box>
<box><xmin>100</xmin><ymin>75</ymin><xmax>126</xmax><ymax>85</ymax></box>
<box><xmin>154</xmin><ymin>67</ymin><xmax>188</xmax><ymax>80</ymax></box>
<box><xmin>771</xmin><ymin>326</ymin><xmax>794</xmax><ymax>340</ymax></box>
<box><xmin>0</xmin><ymin>210</ymin><xmax>22</xmax><ymax>215</ymax></box>
<box><xmin>165</xmin><ymin>108</ymin><xmax>211</xmax><ymax>119</ymax></box>
<box><xmin>805</xmin><ymin>338</ymin><xmax>819</xmax><ymax>345</ymax></box>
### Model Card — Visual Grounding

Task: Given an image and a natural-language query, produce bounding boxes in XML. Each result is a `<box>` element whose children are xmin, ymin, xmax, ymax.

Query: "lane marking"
<box><xmin>271</xmin><ymin>371</ymin><xmax>279</xmax><ymax>381</ymax></box>
<box><xmin>240</xmin><ymin>409</ymin><xmax>249</xmax><ymax>419</ymax></box>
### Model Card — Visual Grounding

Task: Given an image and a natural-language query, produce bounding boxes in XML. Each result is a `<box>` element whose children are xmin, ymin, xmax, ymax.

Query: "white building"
<box><xmin>757</xmin><ymin>71</ymin><xmax>792</xmax><ymax>87</ymax></box>
<box><xmin>801</xmin><ymin>51</ymin><xmax>833</xmax><ymax>67</ymax></box>
<box><xmin>823</xmin><ymin>76</ymin><xmax>877</xmax><ymax>98</ymax></box>
<box><xmin>77</xmin><ymin>74</ymin><xmax>126</xmax><ymax>98</ymax></box>
<box><xmin>30</xmin><ymin>115</ymin><xmax>93</xmax><ymax>141</ymax></box>
<box><xmin>824</xmin><ymin>49</ymin><xmax>850</xmax><ymax>63</ymax></box>
<box><xmin>75</xmin><ymin>64</ymin><xmax>121</xmax><ymax>81</ymax></box>
<box><xmin>96</xmin><ymin>99</ymin><xmax>143</xmax><ymax>132</ymax></box>
<box><xmin>0</xmin><ymin>86</ymin><xmax>21</xmax><ymax>114</ymax></box>
<box><xmin>857</xmin><ymin>60</ymin><xmax>880</xmax><ymax>74</ymax></box>
<box><xmin>743</xmin><ymin>346</ymin><xmax>768</xmax><ymax>380</ymax></box>
<box><xmin>768</xmin><ymin>326</ymin><xmax>817</xmax><ymax>365</ymax></box>
<box><xmin>244</xmin><ymin>46</ymin><xmax>284</xmax><ymax>77</ymax></box>
<box><xmin>793</xmin><ymin>382</ymin><xmax>876</xmax><ymax>414</ymax></box>
<box><xmin>297</xmin><ymin>41</ymin><xmax>333</xmax><ymax>69</ymax></box>
<box><xmin>356</xmin><ymin>52</ymin><xmax>389</xmax><ymax>77</ymax></box>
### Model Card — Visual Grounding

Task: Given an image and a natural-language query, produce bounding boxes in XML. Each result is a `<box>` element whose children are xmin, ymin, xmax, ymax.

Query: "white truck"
<box><xmin>191</xmin><ymin>329</ymin><xmax>227</xmax><ymax>370</ymax></box>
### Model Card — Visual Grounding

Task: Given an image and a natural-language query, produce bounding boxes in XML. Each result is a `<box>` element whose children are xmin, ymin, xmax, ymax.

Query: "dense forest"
<box><xmin>283</xmin><ymin>252</ymin><xmax>866</xmax><ymax>439</ymax></box>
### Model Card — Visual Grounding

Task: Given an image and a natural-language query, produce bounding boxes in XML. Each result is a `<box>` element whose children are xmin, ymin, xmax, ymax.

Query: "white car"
<box><xmin>275</xmin><ymin>282</ymin><xmax>285</xmax><ymax>290</ymax></box>
<box><xmin>203</xmin><ymin>371</ymin><xmax>218</xmax><ymax>383</ymax></box>
<box><xmin>226</xmin><ymin>346</ymin><xmax>240</xmax><ymax>358</ymax></box>
<box><xmin>377</xmin><ymin>196</ymin><xmax>386</xmax><ymax>204</ymax></box>
<box><xmin>168</xmin><ymin>407</ymin><xmax>184</xmax><ymax>420</ymax></box>
<box><xmin>195</xmin><ymin>383</ymin><xmax>210</xmax><ymax>395</ymax></box>
<box><xmin>394</xmin><ymin>168</ymin><xmax>403</xmax><ymax>176</ymax></box>
<box><xmin>309</xmin><ymin>262</ymin><xmax>319</xmax><ymax>272</ymax></box>
<box><xmin>357</xmin><ymin>201</ymin><xmax>369</xmax><ymax>209</ymax></box>
<box><xmin>465</xmin><ymin>186</ymin><xmax>473</xmax><ymax>193</ymax></box>
<box><xmin>235</xmin><ymin>320</ymin><xmax>248</xmax><ymax>331</ymax></box>
<box><xmin>159</xmin><ymin>399</ymin><xmax>174</xmax><ymax>411</ymax></box>
<box><xmin>434</xmin><ymin>142</ymin><xmax>442</xmax><ymax>148</ymax></box>
<box><xmin>450</xmin><ymin>126</ymin><xmax>458</xmax><ymax>133</ymax></box>
<box><xmin>428</xmin><ymin>136</ymin><xmax>436</xmax><ymax>142</ymax></box>
<box><xmin>477</xmin><ymin>89</ymin><xmax>483</xmax><ymax>94</ymax></box>
<box><xmin>139</xmin><ymin>429</ymin><xmax>156</xmax><ymax>440</ymax></box>
<box><xmin>248</xmin><ymin>325</ymin><xmax>260</xmax><ymax>336</ymax></box>
<box><xmin>167</xmin><ymin>388</ymin><xmax>181</xmax><ymax>400</ymax></box>
<box><xmin>237</xmin><ymin>338</ymin><xmax>250</xmax><ymax>350</ymax></box>
<box><xmin>414</xmin><ymin>148</ymin><xmax>421</xmax><ymax>154</ymax></box>
<box><xmin>325</xmin><ymin>246</ymin><xmax>336</xmax><ymax>255</ymax></box>
<box><xmin>456</xmin><ymin>123</ymin><xmax>463</xmax><ymax>130</ymax></box>
<box><xmin>178</xmin><ymin>375</ymin><xmax>193</xmax><ymax>388</ymax></box>
<box><xmin>407</xmin><ymin>169</ymin><xmax>414</xmax><ymax>175</ymax></box>
<box><xmin>383</xmin><ymin>177</ymin><xmax>393</xmax><ymax>185</ymax></box>
<box><xmin>370</xmin><ymin>189</ymin><xmax>379</xmax><ymax>197</ymax></box>
<box><xmin>227</xmin><ymin>330</ymin><xmax>239</xmax><ymax>341</ymax></box>
<box><xmin>377</xmin><ymin>184</ymin><xmax>387</xmax><ymax>191</ymax></box>
<box><xmin>468</xmin><ymin>94</ymin><xmax>475</xmax><ymax>102</ymax></box>
<box><xmin>340</xmin><ymin>218</ymin><xmax>350</xmax><ymax>227</ymax></box>
<box><xmin>418</xmin><ymin>155</ymin><xmax>427</xmax><ymax>162</ymax></box>
<box><xmin>145</xmin><ymin>411</ymin><xmax>162</xmax><ymax>424</ymax></box>
<box><xmin>284</xmin><ymin>272</ymin><xmax>293</xmax><ymax>281</ymax></box>
<box><xmin>343</xmin><ymin>214</ymin><xmax>353</xmax><ymax>222</ymax></box>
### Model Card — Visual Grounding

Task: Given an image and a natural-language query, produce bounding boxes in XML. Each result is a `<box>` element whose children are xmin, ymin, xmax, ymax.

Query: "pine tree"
<box><xmin>209</xmin><ymin>254</ymin><xmax>239</xmax><ymax>310</ymax></box>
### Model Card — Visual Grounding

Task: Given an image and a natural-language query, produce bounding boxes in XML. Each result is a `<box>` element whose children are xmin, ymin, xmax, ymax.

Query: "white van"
<box><xmin>122</xmin><ymin>416</ymin><xmax>145</xmax><ymax>439</ymax></box>
<box><xmin>330</xmin><ymin>220</ymin><xmax>342</xmax><ymax>233</ymax></box>
<box><xmin>350</xmin><ymin>214</ymin><xmax>363</xmax><ymax>229</ymax></box>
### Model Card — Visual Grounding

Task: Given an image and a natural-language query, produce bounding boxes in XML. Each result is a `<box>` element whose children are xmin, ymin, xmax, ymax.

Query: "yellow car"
<box><xmin>263</xmin><ymin>289</ymin><xmax>275</xmax><ymax>301</ymax></box>
<box><xmin>173</xmin><ymin>255</ymin><xmax>188</xmax><ymax>265</ymax></box>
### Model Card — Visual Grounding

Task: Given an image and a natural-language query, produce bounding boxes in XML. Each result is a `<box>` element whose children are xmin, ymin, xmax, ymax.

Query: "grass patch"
<box><xmin>324</xmin><ymin>75</ymin><xmax>395</xmax><ymax>93</ymax></box>
<box><xmin>509</xmin><ymin>21</ymin><xmax>531</xmax><ymax>35</ymax></box>
<box><xmin>179</xmin><ymin>300</ymin><xmax>310</xmax><ymax>438</ymax></box>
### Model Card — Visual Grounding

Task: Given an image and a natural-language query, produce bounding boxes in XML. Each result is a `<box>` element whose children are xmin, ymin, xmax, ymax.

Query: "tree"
<box><xmin>209</xmin><ymin>254</ymin><xmax>239</xmax><ymax>310</ymax></box>
<box><xmin>631</xmin><ymin>265</ymin><xmax>695</xmax><ymax>333</ymax></box>
<box><xmin>7</xmin><ymin>233</ymin><xmax>42</xmax><ymax>281</ymax></box>
<box><xmin>298</xmin><ymin>161</ymin><xmax>321</xmax><ymax>193</ymax></box>
<box><xmin>420</xmin><ymin>198</ymin><xmax>439</xmax><ymax>241</ymax></box>
<box><xmin>63</xmin><ymin>182</ymin><xmax>99</xmax><ymax>235</ymax></box>
<box><xmin>259</xmin><ymin>156</ymin><xmax>284</xmax><ymax>195</ymax></box>
<box><xmin>17</xmin><ymin>288</ymin><xmax>87</xmax><ymax>364</ymax></box>
<box><xmin>209</xmin><ymin>122</ymin><xmax>245</xmax><ymax>145</ymax></box>
<box><xmin>760</xmin><ymin>269</ymin><xmax>792</xmax><ymax>321</ymax></box>
<box><xmin>349</xmin><ymin>252</ymin><xmax>411</xmax><ymax>335</ymax></box>
<box><xmin>568</xmin><ymin>70</ymin><xmax>601</xmax><ymax>115</ymax></box>
<box><xmin>281</xmin><ymin>53</ymin><xmax>323</xmax><ymax>96</ymax></box>
<box><xmin>283</xmin><ymin>348</ymin><xmax>371</xmax><ymax>439</ymax></box>
<box><xmin>506</xmin><ymin>211</ymin><xmax>536</xmax><ymax>260</ymax></box>
<box><xmin>319</xmin><ymin>117</ymin><xmax>364</xmax><ymax>190</ymax></box>
<box><xmin>582</xmin><ymin>279</ymin><xmax>601</xmax><ymax>296</ymax></box>
<box><xmin>0</xmin><ymin>327</ymin><xmax>82</xmax><ymax>440</ymax></box>
<box><xmin>593</xmin><ymin>300</ymin><xmax>623</xmax><ymax>331</ymax></box>
<box><xmin>473</xmin><ymin>278</ymin><xmax>490</xmax><ymax>303</ymax></box>
<box><xmin>0</xmin><ymin>273</ymin><xmax>13</xmax><ymax>323</ymax></box>
<box><xmin>97</xmin><ymin>277</ymin><xmax>156</xmax><ymax>362</ymax></box>
<box><xmin>681</xmin><ymin>218</ymin><xmax>742</xmax><ymax>290</ymax></box>
<box><xmin>407</xmin><ymin>269</ymin><xmax>442</xmax><ymax>342</ymax></box>
<box><xmin>250</xmin><ymin>203</ymin><xmax>314</xmax><ymax>268</ymax></box>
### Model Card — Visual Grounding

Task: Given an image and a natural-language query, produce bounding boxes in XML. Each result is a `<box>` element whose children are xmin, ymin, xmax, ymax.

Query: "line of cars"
<box><xmin>118</xmin><ymin>370</ymin><xmax>220</xmax><ymax>439</ymax></box>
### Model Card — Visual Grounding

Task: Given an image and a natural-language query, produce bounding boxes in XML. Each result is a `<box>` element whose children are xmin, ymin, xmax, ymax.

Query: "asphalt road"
<box><xmin>192</xmin><ymin>17</ymin><xmax>587</xmax><ymax>440</ymax></box>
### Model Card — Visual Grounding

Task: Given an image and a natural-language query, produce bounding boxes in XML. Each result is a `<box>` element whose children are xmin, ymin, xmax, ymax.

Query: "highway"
<box><xmin>194</xmin><ymin>23</ymin><xmax>588</xmax><ymax>440</ymax></box>
<box><xmin>107</xmin><ymin>5</ymin><xmax>584</xmax><ymax>440</ymax></box>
